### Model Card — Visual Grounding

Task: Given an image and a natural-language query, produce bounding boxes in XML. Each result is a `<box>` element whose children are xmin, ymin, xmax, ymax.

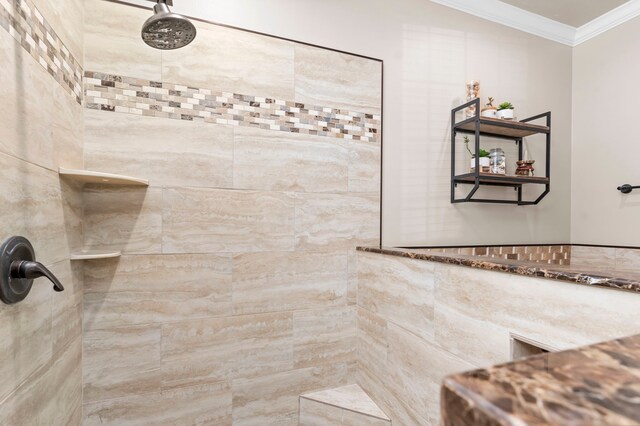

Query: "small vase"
<box><xmin>470</xmin><ymin>157</ymin><xmax>491</xmax><ymax>173</ymax></box>
<box><xmin>497</xmin><ymin>109</ymin><xmax>514</xmax><ymax>120</ymax></box>
<box><xmin>481</xmin><ymin>108</ymin><xmax>497</xmax><ymax>118</ymax></box>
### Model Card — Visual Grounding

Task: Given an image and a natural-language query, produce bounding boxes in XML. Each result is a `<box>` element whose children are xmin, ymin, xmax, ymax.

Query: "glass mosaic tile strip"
<box><xmin>0</xmin><ymin>0</ymin><xmax>83</xmax><ymax>104</ymax></box>
<box><xmin>84</xmin><ymin>71</ymin><xmax>381</xmax><ymax>143</ymax></box>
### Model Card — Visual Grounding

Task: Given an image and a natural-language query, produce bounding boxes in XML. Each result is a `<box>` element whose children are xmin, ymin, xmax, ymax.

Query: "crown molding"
<box><xmin>429</xmin><ymin>0</ymin><xmax>575</xmax><ymax>45</ymax></box>
<box><xmin>575</xmin><ymin>0</ymin><xmax>640</xmax><ymax>45</ymax></box>
<box><xmin>430</xmin><ymin>0</ymin><xmax>640</xmax><ymax>47</ymax></box>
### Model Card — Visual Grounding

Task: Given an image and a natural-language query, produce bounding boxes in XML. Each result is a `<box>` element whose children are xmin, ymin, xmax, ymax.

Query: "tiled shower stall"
<box><xmin>0</xmin><ymin>0</ymin><xmax>381</xmax><ymax>423</ymax></box>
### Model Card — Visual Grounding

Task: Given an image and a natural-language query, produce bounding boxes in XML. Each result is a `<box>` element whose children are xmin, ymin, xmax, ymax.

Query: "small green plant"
<box><xmin>464</xmin><ymin>136</ymin><xmax>490</xmax><ymax>158</ymax></box>
<box><xmin>497</xmin><ymin>102</ymin><xmax>514</xmax><ymax>111</ymax></box>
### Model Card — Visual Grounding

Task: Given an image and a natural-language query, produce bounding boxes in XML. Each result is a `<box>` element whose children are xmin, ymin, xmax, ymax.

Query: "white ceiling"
<box><xmin>499</xmin><ymin>0</ymin><xmax>630</xmax><ymax>27</ymax></box>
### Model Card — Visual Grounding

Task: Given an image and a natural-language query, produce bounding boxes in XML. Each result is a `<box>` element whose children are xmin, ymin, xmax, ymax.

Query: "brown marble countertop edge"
<box><xmin>441</xmin><ymin>377</ymin><xmax>519</xmax><ymax>426</ymax></box>
<box><xmin>356</xmin><ymin>246</ymin><xmax>640</xmax><ymax>294</ymax></box>
<box><xmin>440</xmin><ymin>334</ymin><xmax>640</xmax><ymax>426</ymax></box>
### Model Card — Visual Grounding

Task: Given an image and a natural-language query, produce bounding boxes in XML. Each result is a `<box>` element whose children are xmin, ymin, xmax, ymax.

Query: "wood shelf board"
<box><xmin>59</xmin><ymin>168</ymin><xmax>149</xmax><ymax>187</ymax></box>
<box><xmin>70</xmin><ymin>250</ymin><xmax>122</xmax><ymax>261</ymax></box>
<box><xmin>455</xmin><ymin>117</ymin><xmax>549</xmax><ymax>138</ymax></box>
<box><xmin>454</xmin><ymin>173</ymin><xmax>549</xmax><ymax>186</ymax></box>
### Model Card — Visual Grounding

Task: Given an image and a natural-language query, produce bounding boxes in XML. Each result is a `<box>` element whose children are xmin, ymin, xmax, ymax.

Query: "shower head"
<box><xmin>141</xmin><ymin>0</ymin><xmax>196</xmax><ymax>50</ymax></box>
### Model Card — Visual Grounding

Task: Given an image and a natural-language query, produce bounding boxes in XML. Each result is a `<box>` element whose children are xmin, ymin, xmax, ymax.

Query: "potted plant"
<box><xmin>481</xmin><ymin>97</ymin><xmax>498</xmax><ymax>118</ymax></box>
<box><xmin>497</xmin><ymin>102</ymin><xmax>514</xmax><ymax>120</ymax></box>
<box><xmin>464</xmin><ymin>136</ymin><xmax>490</xmax><ymax>172</ymax></box>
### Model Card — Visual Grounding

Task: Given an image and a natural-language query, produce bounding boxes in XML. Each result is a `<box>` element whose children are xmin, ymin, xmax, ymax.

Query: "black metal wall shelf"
<box><xmin>451</xmin><ymin>98</ymin><xmax>551</xmax><ymax>205</ymax></box>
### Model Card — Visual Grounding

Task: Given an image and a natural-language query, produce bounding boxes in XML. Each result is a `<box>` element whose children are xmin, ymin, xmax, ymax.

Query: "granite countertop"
<box><xmin>441</xmin><ymin>334</ymin><xmax>640</xmax><ymax>426</ymax></box>
<box><xmin>357</xmin><ymin>247</ymin><xmax>640</xmax><ymax>293</ymax></box>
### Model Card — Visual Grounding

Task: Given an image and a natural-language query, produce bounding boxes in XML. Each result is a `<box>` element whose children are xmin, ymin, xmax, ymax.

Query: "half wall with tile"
<box><xmin>0</xmin><ymin>0</ymin><xmax>85</xmax><ymax>423</ymax></box>
<box><xmin>356</xmin><ymin>250</ymin><xmax>640</xmax><ymax>425</ymax></box>
<box><xmin>81</xmin><ymin>1</ymin><xmax>381</xmax><ymax>424</ymax></box>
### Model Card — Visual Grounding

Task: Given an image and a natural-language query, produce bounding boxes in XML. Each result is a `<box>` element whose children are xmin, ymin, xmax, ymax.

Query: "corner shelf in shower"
<box><xmin>70</xmin><ymin>250</ymin><xmax>122</xmax><ymax>261</ymax></box>
<box><xmin>451</xmin><ymin>99</ymin><xmax>551</xmax><ymax>205</ymax></box>
<box><xmin>58</xmin><ymin>168</ymin><xmax>149</xmax><ymax>187</ymax></box>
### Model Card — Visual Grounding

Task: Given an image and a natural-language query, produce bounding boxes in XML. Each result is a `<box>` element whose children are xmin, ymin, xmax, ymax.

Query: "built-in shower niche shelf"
<box><xmin>70</xmin><ymin>250</ymin><xmax>122</xmax><ymax>261</ymax></box>
<box><xmin>59</xmin><ymin>168</ymin><xmax>149</xmax><ymax>187</ymax></box>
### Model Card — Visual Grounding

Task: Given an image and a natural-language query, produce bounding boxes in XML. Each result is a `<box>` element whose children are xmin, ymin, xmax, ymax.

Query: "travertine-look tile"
<box><xmin>434</xmin><ymin>303</ymin><xmax>511</xmax><ymax>368</ymax></box>
<box><xmin>84</xmin><ymin>0</ymin><xmax>161</xmax><ymax>80</ymax></box>
<box><xmin>60</xmin><ymin>177</ymin><xmax>85</xmax><ymax>256</ymax></box>
<box><xmin>0</xmin><ymin>271</ymin><xmax>52</xmax><ymax>403</ymax></box>
<box><xmin>570</xmin><ymin>245</ymin><xmax>616</xmax><ymax>269</ymax></box>
<box><xmin>0</xmin><ymin>337</ymin><xmax>82</xmax><ymax>426</ymax></box>
<box><xmin>84</xmin><ymin>110</ymin><xmax>233</xmax><ymax>188</ymax></box>
<box><xmin>53</xmin><ymin>82</ymin><xmax>84</xmax><ymax>169</ymax></box>
<box><xmin>83</xmin><ymin>254</ymin><xmax>232</xmax><ymax>330</ymax></box>
<box><xmin>293</xmin><ymin>306</ymin><xmax>356</xmax><ymax>369</ymax></box>
<box><xmin>386</xmin><ymin>323</ymin><xmax>474</xmax><ymax>425</ymax></box>
<box><xmin>357</xmin><ymin>361</ymin><xmax>423</xmax><ymax>426</ymax></box>
<box><xmin>295</xmin><ymin>44</ymin><xmax>382</xmax><ymax>115</ymax></box>
<box><xmin>162</xmin><ymin>187</ymin><xmax>295</xmax><ymax>253</ymax></box>
<box><xmin>83</xmin><ymin>325</ymin><xmax>162</xmax><ymax>403</ymax></box>
<box><xmin>300</xmin><ymin>397</ymin><xmax>391</xmax><ymax>426</ymax></box>
<box><xmin>0</xmin><ymin>153</ymin><xmax>69</xmax><ymax>265</ymax></box>
<box><xmin>83</xmin><ymin>187</ymin><xmax>163</xmax><ymax>254</ymax></box>
<box><xmin>615</xmin><ymin>248</ymin><xmax>640</xmax><ymax>272</ymax></box>
<box><xmin>83</xmin><ymin>382</ymin><xmax>232</xmax><ymax>426</ymax></box>
<box><xmin>349</xmin><ymin>138</ymin><xmax>382</xmax><ymax>193</ymax></box>
<box><xmin>434</xmin><ymin>262</ymin><xmax>640</xmax><ymax>351</ymax></box>
<box><xmin>161</xmin><ymin>312</ymin><xmax>293</xmax><ymax>389</ymax></box>
<box><xmin>348</xmin><ymin>251</ymin><xmax>359</xmax><ymax>305</ymax></box>
<box><xmin>295</xmin><ymin>192</ymin><xmax>379</xmax><ymax>251</ymax></box>
<box><xmin>32</xmin><ymin>0</ymin><xmax>84</xmax><ymax>61</ymax></box>
<box><xmin>356</xmin><ymin>308</ymin><xmax>388</xmax><ymax>378</ymax></box>
<box><xmin>163</xmin><ymin>21</ymin><xmax>295</xmax><ymax>100</ymax></box>
<box><xmin>299</xmin><ymin>398</ymin><xmax>344</xmax><ymax>426</ymax></box>
<box><xmin>301</xmin><ymin>384</ymin><xmax>390</xmax><ymax>421</ymax></box>
<box><xmin>358</xmin><ymin>251</ymin><xmax>436</xmax><ymax>342</ymax></box>
<box><xmin>232</xmin><ymin>250</ymin><xmax>347</xmax><ymax>315</ymax></box>
<box><xmin>0</xmin><ymin>31</ymin><xmax>55</xmax><ymax>170</ymax></box>
<box><xmin>231</xmin><ymin>363</ymin><xmax>349</xmax><ymax>425</ymax></box>
<box><xmin>233</xmin><ymin>126</ymin><xmax>348</xmax><ymax>193</ymax></box>
<box><xmin>50</xmin><ymin>260</ymin><xmax>83</xmax><ymax>355</ymax></box>
<box><xmin>340</xmin><ymin>408</ymin><xmax>392</xmax><ymax>426</ymax></box>
<box><xmin>0</xmin><ymin>0</ymin><xmax>82</xmax><ymax>104</ymax></box>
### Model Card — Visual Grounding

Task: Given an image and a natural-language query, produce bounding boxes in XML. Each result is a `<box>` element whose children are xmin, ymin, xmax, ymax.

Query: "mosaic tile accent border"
<box><xmin>84</xmin><ymin>71</ymin><xmax>381</xmax><ymax>143</ymax></box>
<box><xmin>0</xmin><ymin>0</ymin><xmax>83</xmax><ymax>104</ymax></box>
<box><xmin>429</xmin><ymin>245</ymin><xmax>571</xmax><ymax>265</ymax></box>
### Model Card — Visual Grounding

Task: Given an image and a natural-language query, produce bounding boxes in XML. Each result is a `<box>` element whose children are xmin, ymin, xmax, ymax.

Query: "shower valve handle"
<box><xmin>10</xmin><ymin>260</ymin><xmax>64</xmax><ymax>292</ymax></box>
<box><xmin>0</xmin><ymin>236</ymin><xmax>66</xmax><ymax>304</ymax></box>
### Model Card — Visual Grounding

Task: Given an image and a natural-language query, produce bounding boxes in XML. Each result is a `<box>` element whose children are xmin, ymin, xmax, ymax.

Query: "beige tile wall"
<box><xmin>571</xmin><ymin>245</ymin><xmax>640</xmax><ymax>272</ymax></box>
<box><xmin>356</xmin><ymin>251</ymin><xmax>640</xmax><ymax>425</ymax></box>
<box><xmin>0</xmin><ymin>0</ymin><xmax>84</xmax><ymax>423</ymax></box>
<box><xmin>81</xmin><ymin>1</ymin><xmax>381</xmax><ymax>424</ymax></box>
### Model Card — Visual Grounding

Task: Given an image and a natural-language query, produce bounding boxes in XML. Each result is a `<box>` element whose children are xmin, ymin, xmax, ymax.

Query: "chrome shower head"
<box><xmin>141</xmin><ymin>0</ymin><xmax>196</xmax><ymax>50</ymax></box>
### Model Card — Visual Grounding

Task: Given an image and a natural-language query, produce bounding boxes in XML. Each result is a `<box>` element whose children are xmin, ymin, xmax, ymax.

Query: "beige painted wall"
<box><xmin>0</xmin><ymin>0</ymin><xmax>84</xmax><ymax>423</ymax></box>
<box><xmin>122</xmin><ymin>0</ymin><xmax>574</xmax><ymax>247</ymax></box>
<box><xmin>356</xmin><ymin>251</ymin><xmax>640</xmax><ymax>425</ymax></box>
<box><xmin>80</xmin><ymin>1</ymin><xmax>380</xmax><ymax>423</ymax></box>
<box><xmin>572</xmin><ymin>16</ymin><xmax>640</xmax><ymax>246</ymax></box>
